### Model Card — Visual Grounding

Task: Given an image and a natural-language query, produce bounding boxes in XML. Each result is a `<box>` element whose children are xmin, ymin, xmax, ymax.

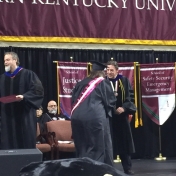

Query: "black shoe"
<box><xmin>124</xmin><ymin>170</ymin><xmax>135</xmax><ymax>175</ymax></box>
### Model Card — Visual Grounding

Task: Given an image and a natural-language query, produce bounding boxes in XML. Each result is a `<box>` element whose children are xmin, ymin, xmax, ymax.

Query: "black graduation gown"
<box><xmin>0</xmin><ymin>68</ymin><xmax>44</xmax><ymax>149</ymax></box>
<box><xmin>109</xmin><ymin>75</ymin><xmax>136</xmax><ymax>158</ymax></box>
<box><xmin>71</xmin><ymin>77</ymin><xmax>116</xmax><ymax>166</ymax></box>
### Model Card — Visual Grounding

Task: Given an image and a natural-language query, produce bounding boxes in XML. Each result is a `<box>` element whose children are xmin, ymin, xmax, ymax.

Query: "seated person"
<box><xmin>38</xmin><ymin>100</ymin><xmax>70</xmax><ymax>133</ymax></box>
<box><xmin>36</xmin><ymin>106</ymin><xmax>43</xmax><ymax>119</ymax></box>
<box><xmin>44</xmin><ymin>100</ymin><xmax>66</xmax><ymax>121</ymax></box>
<box><xmin>36</xmin><ymin>106</ymin><xmax>47</xmax><ymax>134</ymax></box>
<box><xmin>36</xmin><ymin>106</ymin><xmax>46</xmax><ymax>142</ymax></box>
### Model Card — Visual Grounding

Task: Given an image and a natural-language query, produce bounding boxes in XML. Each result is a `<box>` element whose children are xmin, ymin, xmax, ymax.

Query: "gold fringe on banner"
<box><xmin>134</xmin><ymin>62</ymin><xmax>139</xmax><ymax>128</ymax></box>
<box><xmin>138</xmin><ymin>64</ymin><xmax>143</xmax><ymax>126</ymax></box>
<box><xmin>89</xmin><ymin>62</ymin><xmax>93</xmax><ymax>73</ymax></box>
<box><xmin>87</xmin><ymin>62</ymin><xmax>91</xmax><ymax>76</ymax></box>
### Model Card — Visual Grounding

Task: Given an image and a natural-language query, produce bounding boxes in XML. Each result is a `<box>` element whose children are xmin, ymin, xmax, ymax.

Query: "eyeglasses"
<box><xmin>48</xmin><ymin>105</ymin><xmax>57</xmax><ymax>108</ymax></box>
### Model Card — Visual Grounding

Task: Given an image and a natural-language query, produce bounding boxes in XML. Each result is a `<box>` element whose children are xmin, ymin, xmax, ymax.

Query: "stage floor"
<box><xmin>114</xmin><ymin>158</ymin><xmax>176</xmax><ymax>176</ymax></box>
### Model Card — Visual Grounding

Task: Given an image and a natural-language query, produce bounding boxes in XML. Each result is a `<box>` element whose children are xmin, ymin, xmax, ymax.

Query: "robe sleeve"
<box><xmin>0</xmin><ymin>75</ymin><xmax>1</xmax><ymax>113</ymax></box>
<box><xmin>71</xmin><ymin>78</ymin><xmax>89</xmax><ymax>106</ymax></box>
<box><xmin>99</xmin><ymin>79</ymin><xmax>116</xmax><ymax>118</ymax></box>
<box><xmin>23</xmin><ymin>70</ymin><xmax>44</xmax><ymax>109</ymax></box>
<box><xmin>71</xmin><ymin>84</ymin><xmax>79</xmax><ymax>106</ymax></box>
<box><xmin>121</xmin><ymin>77</ymin><xmax>137</xmax><ymax>113</ymax></box>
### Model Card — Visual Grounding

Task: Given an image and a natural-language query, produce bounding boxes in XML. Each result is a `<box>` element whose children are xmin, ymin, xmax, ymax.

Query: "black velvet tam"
<box><xmin>91</xmin><ymin>61</ymin><xmax>106</xmax><ymax>71</ymax></box>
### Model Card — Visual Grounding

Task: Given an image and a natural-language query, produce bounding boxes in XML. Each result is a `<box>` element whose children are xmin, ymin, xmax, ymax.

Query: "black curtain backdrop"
<box><xmin>0</xmin><ymin>47</ymin><xmax>176</xmax><ymax>159</ymax></box>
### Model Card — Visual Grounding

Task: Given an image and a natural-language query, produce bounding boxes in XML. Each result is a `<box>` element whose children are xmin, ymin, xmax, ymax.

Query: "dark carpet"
<box><xmin>114</xmin><ymin>158</ymin><xmax>176</xmax><ymax>176</ymax></box>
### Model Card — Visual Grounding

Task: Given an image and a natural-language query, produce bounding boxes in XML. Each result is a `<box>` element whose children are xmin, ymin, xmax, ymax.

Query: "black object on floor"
<box><xmin>19</xmin><ymin>157</ymin><xmax>127</xmax><ymax>176</ymax></box>
<box><xmin>114</xmin><ymin>158</ymin><xmax>176</xmax><ymax>176</ymax></box>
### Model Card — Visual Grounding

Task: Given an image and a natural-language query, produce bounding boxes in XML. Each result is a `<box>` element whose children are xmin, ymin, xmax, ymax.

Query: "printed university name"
<box><xmin>1</xmin><ymin>0</ymin><xmax>176</xmax><ymax>11</ymax></box>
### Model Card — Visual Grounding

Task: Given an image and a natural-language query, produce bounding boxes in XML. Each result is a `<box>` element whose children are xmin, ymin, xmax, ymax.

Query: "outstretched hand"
<box><xmin>16</xmin><ymin>95</ymin><xmax>24</xmax><ymax>101</ymax></box>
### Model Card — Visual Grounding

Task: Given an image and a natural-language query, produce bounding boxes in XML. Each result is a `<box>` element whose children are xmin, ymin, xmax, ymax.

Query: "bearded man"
<box><xmin>0</xmin><ymin>52</ymin><xmax>44</xmax><ymax>149</ymax></box>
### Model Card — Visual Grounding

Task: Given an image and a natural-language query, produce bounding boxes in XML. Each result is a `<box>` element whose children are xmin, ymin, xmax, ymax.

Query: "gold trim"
<box><xmin>1</xmin><ymin>36</ymin><xmax>176</xmax><ymax>45</ymax></box>
<box><xmin>89</xmin><ymin>62</ymin><xmax>92</xmax><ymax>72</ymax></box>
<box><xmin>119</xmin><ymin>80</ymin><xmax>125</xmax><ymax>102</ymax></box>
<box><xmin>53</xmin><ymin>61</ymin><xmax>60</xmax><ymax>114</ymax></box>
<box><xmin>134</xmin><ymin>62</ymin><xmax>139</xmax><ymax>128</ymax></box>
<box><xmin>87</xmin><ymin>63</ymin><xmax>89</xmax><ymax>76</ymax></box>
<box><xmin>138</xmin><ymin>64</ymin><xmax>143</xmax><ymax>126</ymax></box>
<box><xmin>175</xmin><ymin>62</ymin><xmax>176</xmax><ymax>106</ymax></box>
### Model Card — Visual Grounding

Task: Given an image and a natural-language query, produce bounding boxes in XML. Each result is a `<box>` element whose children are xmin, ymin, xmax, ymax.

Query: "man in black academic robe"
<box><xmin>106</xmin><ymin>60</ymin><xmax>136</xmax><ymax>175</ymax></box>
<box><xmin>0</xmin><ymin>52</ymin><xmax>44</xmax><ymax>149</ymax></box>
<box><xmin>37</xmin><ymin>100</ymin><xmax>70</xmax><ymax>134</ymax></box>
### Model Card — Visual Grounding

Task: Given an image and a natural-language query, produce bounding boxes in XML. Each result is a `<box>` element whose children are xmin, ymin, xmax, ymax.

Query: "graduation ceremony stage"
<box><xmin>115</xmin><ymin>158</ymin><xmax>176</xmax><ymax>176</ymax></box>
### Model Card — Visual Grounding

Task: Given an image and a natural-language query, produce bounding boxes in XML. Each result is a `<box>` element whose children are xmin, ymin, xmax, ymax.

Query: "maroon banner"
<box><xmin>0</xmin><ymin>1</ymin><xmax>176</xmax><ymax>44</ymax></box>
<box><xmin>118</xmin><ymin>62</ymin><xmax>135</xmax><ymax>88</ymax></box>
<box><xmin>117</xmin><ymin>62</ymin><xmax>142</xmax><ymax>128</ymax></box>
<box><xmin>140</xmin><ymin>63</ymin><xmax>175</xmax><ymax>125</ymax></box>
<box><xmin>58</xmin><ymin>62</ymin><xmax>87</xmax><ymax>118</ymax></box>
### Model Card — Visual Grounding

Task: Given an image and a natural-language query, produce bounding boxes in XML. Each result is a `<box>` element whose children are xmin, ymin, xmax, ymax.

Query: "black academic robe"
<box><xmin>108</xmin><ymin>75</ymin><xmax>136</xmax><ymax>158</ymax></box>
<box><xmin>37</xmin><ymin>112</ymin><xmax>70</xmax><ymax>134</ymax></box>
<box><xmin>71</xmin><ymin>77</ymin><xmax>116</xmax><ymax>166</ymax></box>
<box><xmin>0</xmin><ymin>68</ymin><xmax>44</xmax><ymax>149</ymax></box>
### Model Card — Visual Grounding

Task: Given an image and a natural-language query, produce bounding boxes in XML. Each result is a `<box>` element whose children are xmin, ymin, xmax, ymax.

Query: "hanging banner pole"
<box><xmin>134</xmin><ymin>62</ymin><xmax>141</xmax><ymax>128</ymax></box>
<box><xmin>53</xmin><ymin>61</ymin><xmax>60</xmax><ymax>114</ymax></box>
<box><xmin>137</xmin><ymin>63</ymin><xmax>143</xmax><ymax>126</ymax></box>
<box><xmin>154</xmin><ymin>58</ymin><xmax>166</xmax><ymax>161</ymax></box>
<box><xmin>70</xmin><ymin>56</ymin><xmax>73</xmax><ymax>62</ymax></box>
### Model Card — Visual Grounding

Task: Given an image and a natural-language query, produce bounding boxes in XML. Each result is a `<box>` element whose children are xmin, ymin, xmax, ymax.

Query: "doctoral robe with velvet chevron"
<box><xmin>0</xmin><ymin>68</ymin><xmax>44</xmax><ymax>149</ymax></box>
<box><xmin>108</xmin><ymin>75</ymin><xmax>136</xmax><ymax>158</ymax></box>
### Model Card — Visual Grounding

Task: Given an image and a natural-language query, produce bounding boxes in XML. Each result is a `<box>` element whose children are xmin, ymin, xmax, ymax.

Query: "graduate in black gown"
<box><xmin>71</xmin><ymin>61</ymin><xmax>116</xmax><ymax>166</ymax></box>
<box><xmin>106</xmin><ymin>60</ymin><xmax>136</xmax><ymax>175</ymax></box>
<box><xmin>0</xmin><ymin>52</ymin><xmax>44</xmax><ymax>149</ymax></box>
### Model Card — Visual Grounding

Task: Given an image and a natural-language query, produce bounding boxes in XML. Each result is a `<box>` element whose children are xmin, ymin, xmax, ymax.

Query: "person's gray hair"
<box><xmin>4</xmin><ymin>52</ymin><xmax>20</xmax><ymax>66</ymax></box>
<box><xmin>107</xmin><ymin>60</ymin><xmax>118</xmax><ymax>70</ymax></box>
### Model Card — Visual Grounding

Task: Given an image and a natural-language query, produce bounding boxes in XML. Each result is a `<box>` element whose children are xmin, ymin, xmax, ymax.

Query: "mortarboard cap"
<box><xmin>90</xmin><ymin>60</ymin><xmax>106</xmax><ymax>71</ymax></box>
